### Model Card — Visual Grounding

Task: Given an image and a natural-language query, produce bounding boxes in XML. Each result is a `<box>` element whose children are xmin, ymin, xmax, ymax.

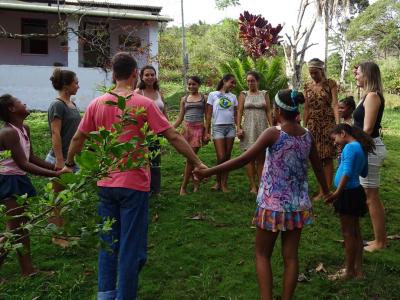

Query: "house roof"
<box><xmin>0</xmin><ymin>0</ymin><xmax>173</xmax><ymax>22</ymax></box>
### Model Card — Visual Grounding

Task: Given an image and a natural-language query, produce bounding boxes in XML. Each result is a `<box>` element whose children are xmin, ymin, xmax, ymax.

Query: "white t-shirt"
<box><xmin>207</xmin><ymin>91</ymin><xmax>238</xmax><ymax>125</ymax></box>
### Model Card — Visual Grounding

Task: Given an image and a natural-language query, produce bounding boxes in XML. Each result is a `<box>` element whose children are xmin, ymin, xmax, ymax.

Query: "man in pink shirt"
<box><xmin>64</xmin><ymin>52</ymin><xmax>205</xmax><ymax>300</ymax></box>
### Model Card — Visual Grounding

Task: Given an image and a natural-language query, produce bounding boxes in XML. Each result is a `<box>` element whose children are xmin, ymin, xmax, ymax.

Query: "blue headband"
<box><xmin>274</xmin><ymin>93</ymin><xmax>298</xmax><ymax>112</ymax></box>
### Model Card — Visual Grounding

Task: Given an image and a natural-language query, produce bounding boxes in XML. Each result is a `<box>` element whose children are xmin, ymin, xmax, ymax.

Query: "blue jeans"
<box><xmin>97</xmin><ymin>187</ymin><xmax>149</xmax><ymax>300</ymax></box>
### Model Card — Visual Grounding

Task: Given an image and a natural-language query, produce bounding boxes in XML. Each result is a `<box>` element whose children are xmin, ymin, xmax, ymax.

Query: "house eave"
<box><xmin>0</xmin><ymin>1</ymin><xmax>173</xmax><ymax>22</ymax></box>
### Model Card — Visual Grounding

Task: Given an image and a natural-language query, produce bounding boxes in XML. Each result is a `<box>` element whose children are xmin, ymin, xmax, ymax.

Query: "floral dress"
<box><xmin>304</xmin><ymin>79</ymin><xmax>337</xmax><ymax>160</ymax></box>
<box><xmin>252</xmin><ymin>127</ymin><xmax>313</xmax><ymax>232</ymax></box>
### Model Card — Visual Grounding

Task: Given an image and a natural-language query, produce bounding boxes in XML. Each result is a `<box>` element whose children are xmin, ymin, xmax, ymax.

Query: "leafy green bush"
<box><xmin>218</xmin><ymin>56</ymin><xmax>288</xmax><ymax>98</ymax></box>
<box><xmin>379</xmin><ymin>58</ymin><xmax>400</xmax><ymax>95</ymax></box>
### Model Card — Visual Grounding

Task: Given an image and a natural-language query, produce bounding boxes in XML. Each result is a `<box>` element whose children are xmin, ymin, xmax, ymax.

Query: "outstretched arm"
<box><xmin>196</xmin><ymin>127</ymin><xmax>279</xmax><ymax>178</ymax></box>
<box><xmin>23</xmin><ymin>126</ymin><xmax>55</xmax><ymax>170</ymax></box>
<box><xmin>162</xmin><ymin>127</ymin><xmax>204</xmax><ymax>169</ymax></box>
<box><xmin>3</xmin><ymin>128</ymin><xmax>58</xmax><ymax>177</ymax></box>
<box><xmin>65</xmin><ymin>130</ymin><xmax>87</xmax><ymax>167</ymax></box>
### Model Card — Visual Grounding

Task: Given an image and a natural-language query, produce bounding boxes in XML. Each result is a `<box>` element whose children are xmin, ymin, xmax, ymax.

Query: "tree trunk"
<box><xmin>339</xmin><ymin>38</ymin><xmax>348</xmax><ymax>84</ymax></box>
<box><xmin>283</xmin><ymin>0</ymin><xmax>317</xmax><ymax>89</ymax></box>
<box><xmin>324</xmin><ymin>3</ymin><xmax>329</xmax><ymax>75</ymax></box>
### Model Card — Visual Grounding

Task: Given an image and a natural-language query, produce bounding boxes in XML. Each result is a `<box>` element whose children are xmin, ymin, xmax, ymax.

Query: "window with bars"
<box><xmin>21</xmin><ymin>18</ymin><xmax>48</xmax><ymax>54</ymax></box>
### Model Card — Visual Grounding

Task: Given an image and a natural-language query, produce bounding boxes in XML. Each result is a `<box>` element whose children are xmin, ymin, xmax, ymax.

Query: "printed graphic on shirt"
<box><xmin>218</xmin><ymin>94</ymin><xmax>233</xmax><ymax>109</ymax></box>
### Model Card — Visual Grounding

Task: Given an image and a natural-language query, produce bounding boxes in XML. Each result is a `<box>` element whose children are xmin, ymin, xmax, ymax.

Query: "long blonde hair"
<box><xmin>359</xmin><ymin>62</ymin><xmax>383</xmax><ymax>95</ymax></box>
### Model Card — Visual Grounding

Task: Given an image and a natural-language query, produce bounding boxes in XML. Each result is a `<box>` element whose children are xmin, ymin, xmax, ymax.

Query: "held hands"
<box><xmin>324</xmin><ymin>190</ymin><xmax>339</xmax><ymax>204</ymax></box>
<box><xmin>202</xmin><ymin>132</ymin><xmax>211</xmax><ymax>144</ymax></box>
<box><xmin>193</xmin><ymin>163</ymin><xmax>210</xmax><ymax>181</ymax></box>
<box><xmin>57</xmin><ymin>166</ymin><xmax>73</xmax><ymax>176</ymax></box>
<box><xmin>236</xmin><ymin>128</ymin><xmax>244</xmax><ymax>140</ymax></box>
<box><xmin>55</xmin><ymin>158</ymin><xmax>65</xmax><ymax>171</ymax></box>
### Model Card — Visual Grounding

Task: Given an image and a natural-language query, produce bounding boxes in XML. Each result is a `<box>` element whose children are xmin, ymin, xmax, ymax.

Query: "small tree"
<box><xmin>238</xmin><ymin>11</ymin><xmax>283</xmax><ymax>59</ymax></box>
<box><xmin>282</xmin><ymin>0</ymin><xmax>317</xmax><ymax>89</ymax></box>
<box><xmin>0</xmin><ymin>91</ymin><xmax>164</xmax><ymax>265</ymax></box>
<box><xmin>218</xmin><ymin>56</ymin><xmax>288</xmax><ymax>99</ymax></box>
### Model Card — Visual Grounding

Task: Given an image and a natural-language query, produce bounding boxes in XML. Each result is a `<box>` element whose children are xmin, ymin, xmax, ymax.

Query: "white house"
<box><xmin>0</xmin><ymin>0</ymin><xmax>172</xmax><ymax>110</ymax></box>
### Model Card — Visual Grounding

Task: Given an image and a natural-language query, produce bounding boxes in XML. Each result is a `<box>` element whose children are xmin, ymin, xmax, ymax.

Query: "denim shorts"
<box><xmin>212</xmin><ymin>124</ymin><xmax>236</xmax><ymax>139</ymax></box>
<box><xmin>360</xmin><ymin>137</ymin><xmax>387</xmax><ymax>188</ymax></box>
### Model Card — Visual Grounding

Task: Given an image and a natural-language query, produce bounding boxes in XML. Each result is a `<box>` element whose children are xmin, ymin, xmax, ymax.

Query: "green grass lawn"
<box><xmin>1</xmin><ymin>108</ymin><xmax>400</xmax><ymax>299</ymax></box>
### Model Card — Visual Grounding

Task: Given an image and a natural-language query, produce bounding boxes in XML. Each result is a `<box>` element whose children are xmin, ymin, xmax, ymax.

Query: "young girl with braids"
<box><xmin>326</xmin><ymin>124</ymin><xmax>375</xmax><ymax>280</ymax></box>
<box><xmin>195</xmin><ymin>89</ymin><xmax>329</xmax><ymax>300</ymax></box>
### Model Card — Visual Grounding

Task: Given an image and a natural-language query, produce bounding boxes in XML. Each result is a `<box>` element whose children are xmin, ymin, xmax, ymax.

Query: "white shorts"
<box><xmin>360</xmin><ymin>137</ymin><xmax>387</xmax><ymax>188</ymax></box>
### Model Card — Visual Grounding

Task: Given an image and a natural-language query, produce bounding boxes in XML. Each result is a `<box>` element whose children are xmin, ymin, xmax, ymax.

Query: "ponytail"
<box><xmin>331</xmin><ymin>124</ymin><xmax>375</xmax><ymax>154</ymax></box>
<box><xmin>216</xmin><ymin>74</ymin><xmax>235</xmax><ymax>91</ymax></box>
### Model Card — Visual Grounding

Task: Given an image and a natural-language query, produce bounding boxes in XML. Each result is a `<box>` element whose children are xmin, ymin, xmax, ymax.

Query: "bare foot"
<box><xmin>52</xmin><ymin>237</ymin><xmax>70</xmax><ymax>249</ymax></box>
<box><xmin>327</xmin><ymin>269</ymin><xmax>354</xmax><ymax>281</ymax></box>
<box><xmin>364</xmin><ymin>243</ymin><xmax>386</xmax><ymax>252</ymax></box>
<box><xmin>179</xmin><ymin>188</ymin><xmax>187</xmax><ymax>196</ymax></box>
<box><xmin>250</xmin><ymin>187</ymin><xmax>258</xmax><ymax>194</ymax></box>
<box><xmin>211</xmin><ymin>184</ymin><xmax>221</xmax><ymax>191</ymax></box>
<box><xmin>21</xmin><ymin>267</ymin><xmax>39</xmax><ymax>277</ymax></box>
<box><xmin>355</xmin><ymin>271</ymin><xmax>365</xmax><ymax>279</ymax></box>
<box><xmin>24</xmin><ymin>269</ymin><xmax>55</xmax><ymax>277</ymax></box>
<box><xmin>221</xmin><ymin>186</ymin><xmax>229</xmax><ymax>193</ymax></box>
<box><xmin>193</xmin><ymin>184</ymin><xmax>199</xmax><ymax>193</ymax></box>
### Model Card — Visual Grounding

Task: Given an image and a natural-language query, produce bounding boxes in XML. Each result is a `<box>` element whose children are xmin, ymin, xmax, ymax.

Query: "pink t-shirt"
<box><xmin>78</xmin><ymin>92</ymin><xmax>171</xmax><ymax>191</ymax></box>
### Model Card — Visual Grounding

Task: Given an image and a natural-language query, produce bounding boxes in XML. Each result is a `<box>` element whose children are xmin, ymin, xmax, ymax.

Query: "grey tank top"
<box><xmin>184</xmin><ymin>94</ymin><xmax>205</xmax><ymax>123</ymax></box>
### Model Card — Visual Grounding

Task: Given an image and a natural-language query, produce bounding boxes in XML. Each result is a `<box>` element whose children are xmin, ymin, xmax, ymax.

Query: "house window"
<box><xmin>118</xmin><ymin>34</ymin><xmax>142</xmax><ymax>52</ymax></box>
<box><xmin>81</xmin><ymin>22</ymin><xmax>110</xmax><ymax>68</ymax></box>
<box><xmin>21</xmin><ymin>19</ymin><xmax>48</xmax><ymax>54</ymax></box>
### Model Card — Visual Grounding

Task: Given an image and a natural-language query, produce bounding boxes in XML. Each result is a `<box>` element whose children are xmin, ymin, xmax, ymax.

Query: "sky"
<box><xmin>134</xmin><ymin>0</ymin><xmax>328</xmax><ymax>60</ymax></box>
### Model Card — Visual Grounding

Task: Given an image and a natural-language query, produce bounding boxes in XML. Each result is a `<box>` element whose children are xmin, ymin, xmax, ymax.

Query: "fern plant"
<box><xmin>218</xmin><ymin>56</ymin><xmax>288</xmax><ymax>100</ymax></box>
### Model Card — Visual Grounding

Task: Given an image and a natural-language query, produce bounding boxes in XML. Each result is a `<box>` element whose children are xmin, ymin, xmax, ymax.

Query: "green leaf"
<box><xmin>59</xmin><ymin>173</ymin><xmax>78</xmax><ymax>185</ymax></box>
<box><xmin>105</xmin><ymin>100</ymin><xmax>117</xmax><ymax>106</ymax></box>
<box><xmin>117</xmin><ymin>96</ymin><xmax>126</xmax><ymax>110</ymax></box>
<box><xmin>76</xmin><ymin>151</ymin><xmax>98</xmax><ymax>170</ymax></box>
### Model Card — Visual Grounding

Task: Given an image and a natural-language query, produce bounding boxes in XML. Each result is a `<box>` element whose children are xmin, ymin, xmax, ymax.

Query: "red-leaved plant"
<box><xmin>239</xmin><ymin>11</ymin><xmax>283</xmax><ymax>58</ymax></box>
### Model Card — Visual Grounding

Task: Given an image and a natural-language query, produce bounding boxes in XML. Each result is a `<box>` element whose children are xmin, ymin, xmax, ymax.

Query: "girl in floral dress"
<box><xmin>194</xmin><ymin>89</ymin><xmax>329</xmax><ymax>299</ymax></box>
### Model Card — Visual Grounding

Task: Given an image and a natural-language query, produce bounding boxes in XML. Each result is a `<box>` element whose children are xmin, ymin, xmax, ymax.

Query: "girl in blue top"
<box><xmin>326</xmin><ymin>123</ymin><xmax>375</xmax><ymax>280</ymax></box>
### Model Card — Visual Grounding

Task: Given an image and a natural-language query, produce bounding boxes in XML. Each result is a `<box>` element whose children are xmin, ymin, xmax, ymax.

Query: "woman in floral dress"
<box><xmin>304</xmin><ymin>58</ymin><xmax>339</xmax><ymax>200</ymax></box>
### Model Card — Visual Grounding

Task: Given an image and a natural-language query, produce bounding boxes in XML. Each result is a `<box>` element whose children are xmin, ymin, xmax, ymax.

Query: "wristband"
<box><xmin>65</xmin><ymin>161</ymin><xmax>76</xmax><ymax>168</ymax></box>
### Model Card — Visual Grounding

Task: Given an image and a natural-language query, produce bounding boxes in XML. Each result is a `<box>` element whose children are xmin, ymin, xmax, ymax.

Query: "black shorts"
<box><xmin>0</xmin><ymin>174</ymin><xmax>36</xmax><ymax>201</ymax></box>
<box><xmin>334</xmin><ymin>185</ymin><xmax>367</xmax><ymax>217</ymax></box>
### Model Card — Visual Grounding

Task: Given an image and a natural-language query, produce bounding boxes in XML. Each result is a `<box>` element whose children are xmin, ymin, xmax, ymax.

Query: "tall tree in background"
<box><xmin>314</xmin><ymin>0</ymin><xmax>350</xmax><ymax>74</ymax></box>
<box><xmin>283</xmin><ymin>0</ymin><xmax>317</xmax><ymax>88</ymax></box>
<box><xmin>215</xmin><ymin>0</ymin><xmax>240</xmax><ymax>9</ymax></box>
<box><xmin>329</xmin><ymin>0</ymin><xmax>369</xmax><ymax>83</ymax></box>
<box><xmin>347</xmin><ymin>0</ymin><xmax>400</xmax><ymax>58</ymax></box>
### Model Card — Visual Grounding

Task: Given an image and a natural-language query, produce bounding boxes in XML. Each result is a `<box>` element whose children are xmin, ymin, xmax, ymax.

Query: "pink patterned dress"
<box><xmin>252</xmin><ymin>127</ymin><xmax>313</xmax><ymax>231</ymax></box>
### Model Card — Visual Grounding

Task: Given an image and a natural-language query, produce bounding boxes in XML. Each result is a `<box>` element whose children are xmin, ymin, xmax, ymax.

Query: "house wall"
<box><xmin>0</xmin><ymin>10</ymin><xmax>68</xmax><ymax>66</ymax></box>
<box><xmin>0</xmin><ymin>65</ymin><xmax>111</xmax><ymax>111</ymax></box>
<box><xmin>0</xmin><ymin>10</ymin><xmax>162</xmax><ymax>110</ymax></box>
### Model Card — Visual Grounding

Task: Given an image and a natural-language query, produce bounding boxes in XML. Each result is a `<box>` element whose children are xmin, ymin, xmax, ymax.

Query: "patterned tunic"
<box><xmin>256</xmin><ymin>128</ymin><xmax>312</xmax><ymax>212</ymax></box>
<box><xmin>240</xmin><ymin>90</ymin><xmax>269</xmax><ymax>150</ymax></box>
<box><xmin>304</xmin><ymin>79</ymin><xmax>337</xmax><ymax>160</ymax></box>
